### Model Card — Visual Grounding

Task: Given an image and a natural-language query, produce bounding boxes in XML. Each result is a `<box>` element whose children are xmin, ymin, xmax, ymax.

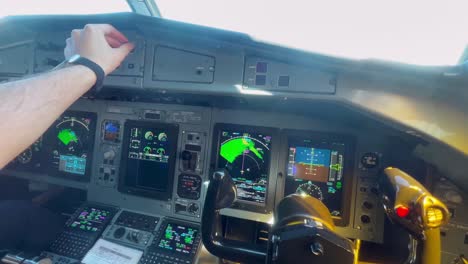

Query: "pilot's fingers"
<box><xmin>71</xmin><ymin>29</ymin><xmax>82</xmax><ymax>43</ymax></box>
<box><xmin>64</xmin><ymin>38</ymin><xmax>73</xmax><ymax>58</ymax></box>
<box><xmin>105</xmin><ymin>35</ymin><xmax>123</xmax><ymax>48</ymax></box>
<box><xmin>112</xmin><ymin>42</ymin><xmax>135</xmax><ymax>62</ymax></box>
<box><xmin>86</xmin><ymin>24</ymin><xmax>129</xmax><ymax>43</ymax></box>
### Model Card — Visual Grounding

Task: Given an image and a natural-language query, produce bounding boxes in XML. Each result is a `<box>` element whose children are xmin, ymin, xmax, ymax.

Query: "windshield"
<box><xmin>1</xmin><ymin>0</ymin><xmax>466</xmax><ymax>66</ymax></box>
<box><xmin>0</xmin><ymin>0</ymin><xmax>130</xmax><ymax>17</ymax></box>
<box><xmin>156</xmin><ymin>0</ymin><xmax>468</xmax><ymax>66</ymax></box>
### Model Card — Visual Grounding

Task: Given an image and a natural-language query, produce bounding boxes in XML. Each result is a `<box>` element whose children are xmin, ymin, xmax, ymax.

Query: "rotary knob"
<box><xmin>188</xmin><ymin>203</ymin><xmax>199</xmax><ymax>214</ymax></box>
<box><xmin>103</xmin><ymin>150</ymin><xmax>116</xmax><ymax>160</ymax></box>
<box><xmin>113</xmin><ymin>227</ymin><xmax>126</xmax><ymax>239</ymax></box>
<box><xmin>127</xmin><ymin>231</ymin><xmax>141</xmax><ymax>243</ymax></box>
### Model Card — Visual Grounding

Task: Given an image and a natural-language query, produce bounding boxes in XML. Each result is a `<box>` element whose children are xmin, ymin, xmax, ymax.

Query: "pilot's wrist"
<box><xmin>56</xmin><ymin>55</ymin><xmax>105</xmax><ymax>93</ymax></box>
<box><xmin>72</xmin><ymin>65</ymin><xmax>98</xmax><ymax>86</ymax></box>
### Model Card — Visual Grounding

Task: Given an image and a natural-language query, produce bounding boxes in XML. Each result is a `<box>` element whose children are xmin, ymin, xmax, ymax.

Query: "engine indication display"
<box><xmin>45</xmin><ymin>111</ymin><xmax>96</xmax><ymax>178</ymax></box>
<box><xmin>216</xmin><ymin>127</ymin><xmax>272</xmax><ymax>204</ymax></box>
<box><xmin>119</xmin><ymin>121</ymin><xmax>178</xmax><ymax>200</ymax></box>
<box><xmin>285</xmin><ymin>135</ymin><xmax>348</xmax><ymax>217</ymax></box>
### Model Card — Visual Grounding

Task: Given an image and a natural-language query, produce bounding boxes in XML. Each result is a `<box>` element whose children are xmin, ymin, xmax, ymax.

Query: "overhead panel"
<box><xmin>243</xmin><ymin>57</ymin><xmax>336</xmax><ymax>94</ymax></box>
<box><xmin>152</xmin><ymin>46</ymin><xmax>215</xmax><ymax>83</ymax></box>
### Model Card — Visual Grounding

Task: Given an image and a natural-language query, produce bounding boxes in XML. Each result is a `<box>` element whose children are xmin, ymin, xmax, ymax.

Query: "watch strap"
<box><xmin>70</xmin><ymin>56</ymin><xmax>105</xmax><ymax>94</ymax></box>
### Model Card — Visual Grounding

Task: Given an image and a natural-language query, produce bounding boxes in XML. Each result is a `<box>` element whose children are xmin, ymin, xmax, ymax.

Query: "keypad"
<box><xmin>49</xmin><ymin>231</ymin><xmax>96</xmax><ymax>260</ymax></box>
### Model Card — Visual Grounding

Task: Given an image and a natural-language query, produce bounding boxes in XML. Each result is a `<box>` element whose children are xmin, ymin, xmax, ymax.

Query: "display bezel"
<box><xmin>280</xmin><ymin>129</ymin><xmax>355</xmax><ymax>226</ymax></box>
<box><xmin>118</xmin><ymin>120</ymin><xmax>179</xmax><ymax>201</ymax></box>
<box><xmin>43</xmin><ymin>110</ymin><xmax>97</xmax><ymax>182</ymax></box>
<box><xmin>211</xmin><ymin>123</ymin><xmax>280</xmax><ymax>213</ymax></box>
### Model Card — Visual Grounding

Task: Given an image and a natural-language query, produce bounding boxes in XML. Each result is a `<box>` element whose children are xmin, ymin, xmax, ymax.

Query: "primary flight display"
<box><xmin>285</xmin><ymin>135</ymin><xmax>347</xmax><ymax>217</ymax></box>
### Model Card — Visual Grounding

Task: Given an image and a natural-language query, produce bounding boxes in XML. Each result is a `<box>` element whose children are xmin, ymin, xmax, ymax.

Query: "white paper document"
<box><xmin>82</xmin><ymin>239</ymin><xmax>143</xmax><ymax>264</ymax></box>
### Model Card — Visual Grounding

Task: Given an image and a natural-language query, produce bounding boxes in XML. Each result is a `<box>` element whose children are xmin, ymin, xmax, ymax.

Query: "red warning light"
<box><xmin>395</xmin><ymin>206</ymin><xmax>410</xmax><ymax>218</ymax></box>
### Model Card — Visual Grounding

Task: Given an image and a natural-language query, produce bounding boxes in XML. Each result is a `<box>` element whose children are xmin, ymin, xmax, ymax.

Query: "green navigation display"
<box><xmin>220</xmin><ymin>137</ymin><xmax>264</xmax><ymax>163</ymax></box>
<box><xmin>58</xmin><ymin>129</ymin><xmax>78</xmax><ymax>146</ymax></box>
<box><xmin>217</xmin><ymin>129</ymin><xmax>272</xmax><ymax>204</ymax></box>
<box><xmin>47</xmin><ymin>112</ymin><xmax>96</xmax><ymax>176</ymax></box>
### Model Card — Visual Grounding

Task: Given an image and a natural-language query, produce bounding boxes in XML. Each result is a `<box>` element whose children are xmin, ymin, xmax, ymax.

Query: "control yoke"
<box><xmin>201</xmin><ymin>169</ymin><xmax>355</xmax><ymax>264</ymax></box>
<box><xmin>201</xmin><ymin>169</ymin><xmax>266</xmax><ymax>263</ymax></box>
<box><xmin>379</xmin><ymin>167</ymin><xmax>450</xmax><ymax>264</ymax></box>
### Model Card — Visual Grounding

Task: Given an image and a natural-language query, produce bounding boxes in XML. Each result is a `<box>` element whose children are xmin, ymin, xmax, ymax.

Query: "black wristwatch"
<box><xmin>55</xmin><ymin>54</ymin><xmax>105</xmax><ymax>94</ymax></box>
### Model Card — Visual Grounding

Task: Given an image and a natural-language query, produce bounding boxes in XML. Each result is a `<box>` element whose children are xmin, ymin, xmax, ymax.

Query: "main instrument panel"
<box><xmin>2</xmin><ymin>99</ymin><xmax>387</xmax><ymax>246</ymax></box>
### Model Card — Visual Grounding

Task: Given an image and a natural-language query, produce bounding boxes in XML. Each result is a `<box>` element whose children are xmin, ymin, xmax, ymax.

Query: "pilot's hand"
<box><xmin>64</xmin><ymin>24</ymin><xmax>134</xmax><ymax>75</ymax></box>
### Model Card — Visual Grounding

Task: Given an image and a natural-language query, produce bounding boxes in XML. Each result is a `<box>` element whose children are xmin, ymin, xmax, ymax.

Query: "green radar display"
<box><xmin>47</xmin><ymin>111</ymin><xmax>97</xmax><ymax>177</ymax></box>
<box><xmin>217</xmin><ymin>129</ymin><xmax>272</xmax><ymax>204</ymax></box>
<box><xmin>58</xmin><ymin>129</ymin><xmax>78</xmax><ymax>146</ymax></box>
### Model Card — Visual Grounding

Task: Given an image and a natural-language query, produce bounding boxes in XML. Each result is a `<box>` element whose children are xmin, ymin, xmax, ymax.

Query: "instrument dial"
<box><xmin>16</xmin><ymin>148</ymin><xmax>33</xmax><ymax>164</ymax></box>
<box><xmin>296</xmin><ymin>181</ymin><xmax>324</xmax><ymax>200</ymax></box>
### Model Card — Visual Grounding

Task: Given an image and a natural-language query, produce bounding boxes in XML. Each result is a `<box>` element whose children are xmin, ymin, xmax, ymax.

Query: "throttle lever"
<box><xmin>379</xmin><ymin>167</ymin><xmax>449</xmax><ymax>264</ymax></box>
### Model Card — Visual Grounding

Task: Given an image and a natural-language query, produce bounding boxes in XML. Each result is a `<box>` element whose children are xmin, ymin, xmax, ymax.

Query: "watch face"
<box><xmin>68</xmin><ymin>54</ymin><xmax>81</xmax><ymax>63</ymax></box>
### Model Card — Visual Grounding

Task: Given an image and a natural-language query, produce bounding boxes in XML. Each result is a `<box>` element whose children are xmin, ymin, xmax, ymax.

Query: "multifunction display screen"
<box><xmin>68</xmin><ymin>207</ymin><xmax>113</xmax><ymax>233</ymax></box>
<box><xmin>216</xmin><ymin>127</ymin><xmax>272</xmax><ymax>204</ymax></box>
<box><xmin>119</xmin><ymin>121</ymin><xmax>178</xmax><ymax>200</ymax></box>
<box><xmin>158</xmin><ymin>223</ymin><xmax>198</xmax><ymax>255</ymax></box>
<box><xmin>285</xmin><ymin>136</ymin><xmax>347</xmax><ymax>217</ymax></box>
<box><xmin>45</xmin><ymin>111</ymin><xmax>97</xmax><ymax>178</ymax></box>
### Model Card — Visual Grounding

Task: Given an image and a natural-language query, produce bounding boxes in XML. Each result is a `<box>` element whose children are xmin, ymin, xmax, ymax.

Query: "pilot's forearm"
<box><xmin>0</xmin><ymin>65</ymin><xmax>96</xmax><ymax>169</ymax></box>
